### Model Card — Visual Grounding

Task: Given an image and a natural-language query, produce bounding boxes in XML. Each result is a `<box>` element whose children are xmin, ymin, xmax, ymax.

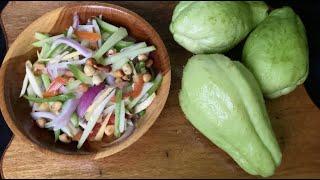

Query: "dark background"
<box><xmin>0</xmin><ymin>0</ymin><xmax>318</xmax><ymax>177</ymax></box>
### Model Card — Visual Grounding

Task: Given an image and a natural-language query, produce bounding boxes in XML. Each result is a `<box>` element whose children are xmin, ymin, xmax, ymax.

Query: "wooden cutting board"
<box><xmin>1</xmin><ymin>1</ymin><xmax>320</xmax><ymax>179</ymax></box>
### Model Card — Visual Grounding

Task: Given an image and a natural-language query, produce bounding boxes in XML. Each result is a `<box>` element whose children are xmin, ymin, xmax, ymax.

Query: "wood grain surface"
<box><xmin>1</xmin><ymin>1</ymin><xmax>320</xmax><ymax>179</ymax></box>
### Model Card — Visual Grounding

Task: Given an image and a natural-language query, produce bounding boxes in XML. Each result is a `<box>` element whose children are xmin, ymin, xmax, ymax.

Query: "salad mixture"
<box><xmin>19</xmin><ymin>13</ymin><xmax>162</xmax><ymax>149</ymax></box>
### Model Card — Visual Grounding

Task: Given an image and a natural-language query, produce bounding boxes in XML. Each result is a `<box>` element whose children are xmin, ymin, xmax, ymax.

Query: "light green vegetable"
<box><xmin>242</xmin><ymin>7</ymin><xmax>309</xmax><ymax>99</ymax></box>
<box><xmin>96</xmin><ymin>17</ymin><xmax>119</xmax><ymax>33</ymax></box>
<box><xmin>93</xmin><ymin>27</ymin><xmax>128</xmax><ymax>61</ymax></box>
<box><xmin>103</xmin><ymin>46</ymin><xmax>156</xmax><ymax>65</ymax></box>
<box><xmin>114</xmin><ymin>89</ymin><xmax>122</xmax><ymax>138</ymax></box>
<box><xmin>25</xmin><ymin>61</ymin><xmax>43</xmax><ymax>98</ymax></box>
<box><xmin>32</xmin><ymin>34</ymin><xmax>64</xmax><ymax>47</ymax></box>
<box><xmin>66</xmin><ymin>80</ymin><xmax>82</xmax><ymax>92</ymax></box>
<box><xmin>101</xmin><ymin>32</ymin><xmax>135</xmax><ymax>50</ymax></box>
<box><xmin>41</xmin><ymin>74</ymin><xmax>51</xmax><ymax>90</ymax></box>
<box><xmin>179</xmin><ymin>54</ymin><xmax>282</xmax><ymax>177</ymax></box>
<box><xmin>111</xmin><ymin>57</ymin><xmax>130</xmax><ymax>70</ymax></box>
<box><xmin>146</xmin><ymin>73</ymin><xmax>163</xmax><ymax>96</ymax></box>
<box><xmin>68</xmin><ymin>64</ymin><xmax>92</xmax><ymax>85</ymax></box>
<box><xmin>71</xmin><ymin>113</ymin><xmax>79</xmax><ymax>128</ymax></box>
<box><xmin>169</xmin><ymin>1</ymin><xmax>268</xmax><ymax>54</ymax></box>
<box><xmin>35</xmin><ymin>32</ymin><xmax>49</xmax><ymax>40</ymax></box>
<box><xmin>23</xmin><ymin>93</ymin><xmax>75</xmax><ymax>103</ymax></box>
<box><xmin>48</xmin><ymin>44</ymin><xmax>68</xmax><ymax>58</ymax></box>
<box><xmin>54</xmin><ymin>129</ymin><xmax>60</xmax><ymax>142</ymax></box>
<box><xmin>39</xmin><ymin>43</ymin><xmax>51</xmax><ymax>59</ymax></box>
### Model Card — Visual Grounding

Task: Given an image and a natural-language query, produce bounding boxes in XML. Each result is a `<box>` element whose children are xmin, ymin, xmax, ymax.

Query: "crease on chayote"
<box><xmin>169</xmin><ymin>1</ymin><xmax>269</xmax><ymax>54</ymax></box>
<box><xmin>179</xmin><ymin>54</ymin><xmax>282</xmax><ymax>177</ymax></box>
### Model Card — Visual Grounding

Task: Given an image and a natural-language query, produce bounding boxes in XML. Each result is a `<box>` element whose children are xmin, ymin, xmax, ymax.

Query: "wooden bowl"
<box><xmin>0</xmin><ymin>3</ymin><xmax>171</xmax><ymax>160</ymax></box>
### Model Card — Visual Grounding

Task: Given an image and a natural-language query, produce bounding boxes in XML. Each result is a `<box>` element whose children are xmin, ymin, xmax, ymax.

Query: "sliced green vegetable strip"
<box><xmin>39</xmin><ymin>43</ymin><xmax>51</xmax><ymax>59</ymax></box>
<box><xmin>71</xmin><ymin>113</ymin><xmax>79</xmax><ymax>128</ymax></box>
<box><xmin>23</xmin><ymin>93</ymin><xmax>75</xmax><ymax>103</ymax></box>
<box><xmin>25</xmin><ymin>61</ymin><xmax>43</xmax><ymax>98</ymax></box>
<box><xmin>54</xmin><ymin>129</ymin><xmax>60</xmax><ymax>142</ymax></box>
<box><xmin>121</xmin><ymin>42</ymin><xmax>147</xmax><ymax>52</ymax></box>
<box><xmin>138</xmin><ymin>109</ymin><xmax>146</xmax><ymax>117</ymax></box>
<box><xmin>48</xmin><ymin>44</ymin><xmax>67</xmax><ymax>58</ymax></box>
<box><xmin>66</xmin><ymin>80</ymin><xmax>82</xmax><ymax>92</ymax></box>
<box><xmin>103</xmin><ymin>46</ymin><xmax>156</xmax><ymax>65</ymax></box>
<box><xmin>135</xmin><ymin>61</ymin><xmax>146</xmax><ymax>74</ymax></box>
<box><xmin>32</xmin><ymin>34</ymin><xmax>64</xmax><ymax>47</ymax></box>
<box><xmin>111</xmin><ymin>57</ymin><xmax>130</xmax><ymax>70</ymax></box>
<box><xmin>35</xmin><ymin>32</ymin><xmax>49</xmax><ymax>40</ymax></box>
<box><xmin>68</xmin><ymin>64</ymin><xmax>92</xmax><ymax>85</ymax></box>
<box><xmin>102</xmin><ymin>32</ymin><xmax>134</xmax><ymax>50</ymax></box>
<box><xmin>114</xmin><ymin>41</ymin><xmax>135</xmax><ymax>50</ymax></box>
<box><xmin>114</xmin><ymin>88</ymin><xmax>122</xmax><ymax>138</ymax></box>
<box><xmin>93</xmin><ymin>27</ymin><xmax>128</xmax><ymax>61</ymax></box>
<box><xmin>41</xmin><ymin>74</ymin><xmax>51</xmax><ymax>90</ymax></box>
<box><xmin>96</xmin><ymin>17</ymin><xmax>119</xmax><ymax>33</ymax></box>
<box><xmin>146</xmin><ymin>73</ymin><xmax>163</xmax><ymax>96</ymax></box>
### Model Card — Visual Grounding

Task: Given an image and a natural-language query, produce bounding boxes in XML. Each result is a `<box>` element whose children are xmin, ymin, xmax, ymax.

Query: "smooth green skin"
<box><xmin>169</xmin><ymin>1</ymin><xmax>268</xmax><ymax>54</ymax></box>
<box><xmin>179</xmin><ymin>54</ymin><xmax>282</xmax><ymax>177</ymax></box>
<box><xmin>242</xmin><ymin>7</ymin><xmax>309</xmax><ymax>99</ymax></box>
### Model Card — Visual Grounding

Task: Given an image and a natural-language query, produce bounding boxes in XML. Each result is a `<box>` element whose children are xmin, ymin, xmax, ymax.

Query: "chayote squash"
<box><xmin>242</xmin><ymin>7</ymin><xmax>309</xmax><ymax>99</ymax></box>
<box><xmin>169</xmin><ymin>1</ymin><xmax>269</xmax><ymax>54</ymax></box>
<box><xmin>179</xmin><ymin>54</ymin><xmax>282</xmax><ymax>177</ymax></box>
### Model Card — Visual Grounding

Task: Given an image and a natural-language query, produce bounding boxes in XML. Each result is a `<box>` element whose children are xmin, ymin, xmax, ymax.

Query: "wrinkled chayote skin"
<box><xmin>169</xmin><ymin>1</ymin><xmax>269</xmax><ymax>54</ymax></box>
<box><xmin>179</xmin><ymin>54</ymin><xmax>282</xmax><ymax>177</ymax></box>
<box><xmin>242</xmin><ymin>7</ymin><xmax>309</xmax><ymax>99</ymax></box>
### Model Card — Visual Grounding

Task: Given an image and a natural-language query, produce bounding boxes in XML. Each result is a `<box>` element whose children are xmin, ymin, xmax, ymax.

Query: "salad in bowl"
<box><xmin>19</xmin><ymin>13</ymin><xmax>163</xmax><ymax>149</ymax></box>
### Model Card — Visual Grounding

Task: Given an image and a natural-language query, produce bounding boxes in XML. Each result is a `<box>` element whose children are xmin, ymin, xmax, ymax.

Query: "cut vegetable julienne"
<box><xmin>54</xmin><ymin>129</ymin><xmax>60</xmax><ymax>142</ymax></box>
<box><xmin>24</xmin><ymin>93</ymin><xmax>75</xmax><ymax>103</ymax></box>
<box><xmin>134</xmin><ymin>93</ymin><xmax>156</xmax><ymax>113</ymax></box>
<box><xmin>66</xmin><ymin>26</ymin><xmax>74</xmax><ymax>38</ymax></box>
<box><xmin>119</xmin><ymin>100</ymin><xmax>126</xmax><ymax>133</ymax></box>
<box><xmin>146</xmin><ymin>73</ymin><xmax>163</xmax><ymax>97</ymax></box>
<box><xmin>35</xmin><ymin>32</ymin><xmax>49</xmax><ymax>40</ymax></box>
<box><xmin>94</xmin><ymin>107</ymin><xmax>114</xmax><ymax>141</ymax></box>
<box><xmin>128</xmin><ymin>82</ymin><xmax>153</xmax><ymax>109</ymax></box>
<box><xmin>19</xmin><ymin>73</ymin><xmax>29</xmax><ymax>97</ymax></box>
<box><xmin>93</xmin><ymin>27</ymin><xmax>128</xmax><ymax>61</ymax></box>
<box><xmin>95</xmin><ymin>17</ymin><xmax>118</xmax><ymax>33</ymax></box>
<box><xmin>41</xmin><ymin>74</ymin><xmax>51</xmax><ymax>91</ymax></box>
<box><xmin>111</xmin><ymin>57</ymin><xmax>130</xmax><ymax>70</ymax></box>
<box><xmin>85</xmin><ymin>88</ymin><xmax>114</xmax><ymax>120</ymax></box>
<box><xmin>68</xmin><ymin>64</ymin><xmax>92</xmax><ymax>85</ymax></box>
<box><xmin>92</xmin><ymin>19</ymin><xmax>102</xmax><ymax>47</ymax></box>
<box><xmin>114</xmin><ymin>89</ymin><xmax>122</xmax><ymax>137</ymax></box>
<box><xmin>32</xmin><ymin>34</ymin><xmax>64</xmax><ymax>47</ymax></box>
<box><xmin>39</xmin><ymin>42</ymin><xmax>51</xmax><ymax>59</ymax></box>
<box><xmin>120</xmin><ymin>42</ymin><xmax>147</xmax><ymax>52</ymax></box>
<box><xmin>101</xmin><ymin>32</ymin><xmax>134</xmax><ymax>50</ymax></box>
<box><xmin>77</xmin><ymin>88</ymin><xmax>115</xmax><ymax>149</ymax></box>
<box><xmin>66</xmin><ymin>80</ymin><xmax>82</xmax><ymax>92</ymax></box>
<box><xmin>103</xmin><ymin>46</ymin><xmax>156</xmax><ymax>65</ymax></box>
<box><xmin>25</xmin><ymin>61</ymin><xmax>43</xmax><ymax>98</ymax></box>
<box><xmin>71</xmin><ymin>113</ymin><xmax>79</xmax><ymax>128</ymax></box>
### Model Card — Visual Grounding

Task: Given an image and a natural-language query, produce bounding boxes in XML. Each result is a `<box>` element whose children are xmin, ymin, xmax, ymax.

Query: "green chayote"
<box><xmin>179</xmin><ymin>54</ymin><xmax>282</xmax><ymax>177</ymax></box>
<box><xmin>169</xmin><ymin>1</ymin><xmax>268</xmax><ymax>54</ymax></box>
<box><xmin>242</xmin><ymin>7</ymin><xmax>309</xmax><ymax>98</ymax></box>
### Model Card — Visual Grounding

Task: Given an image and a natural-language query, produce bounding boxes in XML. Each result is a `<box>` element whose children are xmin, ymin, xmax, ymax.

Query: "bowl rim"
<box><xmin>0</xmin><ymin>2</ymin><xmax>171</xmax><ymax>160</ymax></box>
